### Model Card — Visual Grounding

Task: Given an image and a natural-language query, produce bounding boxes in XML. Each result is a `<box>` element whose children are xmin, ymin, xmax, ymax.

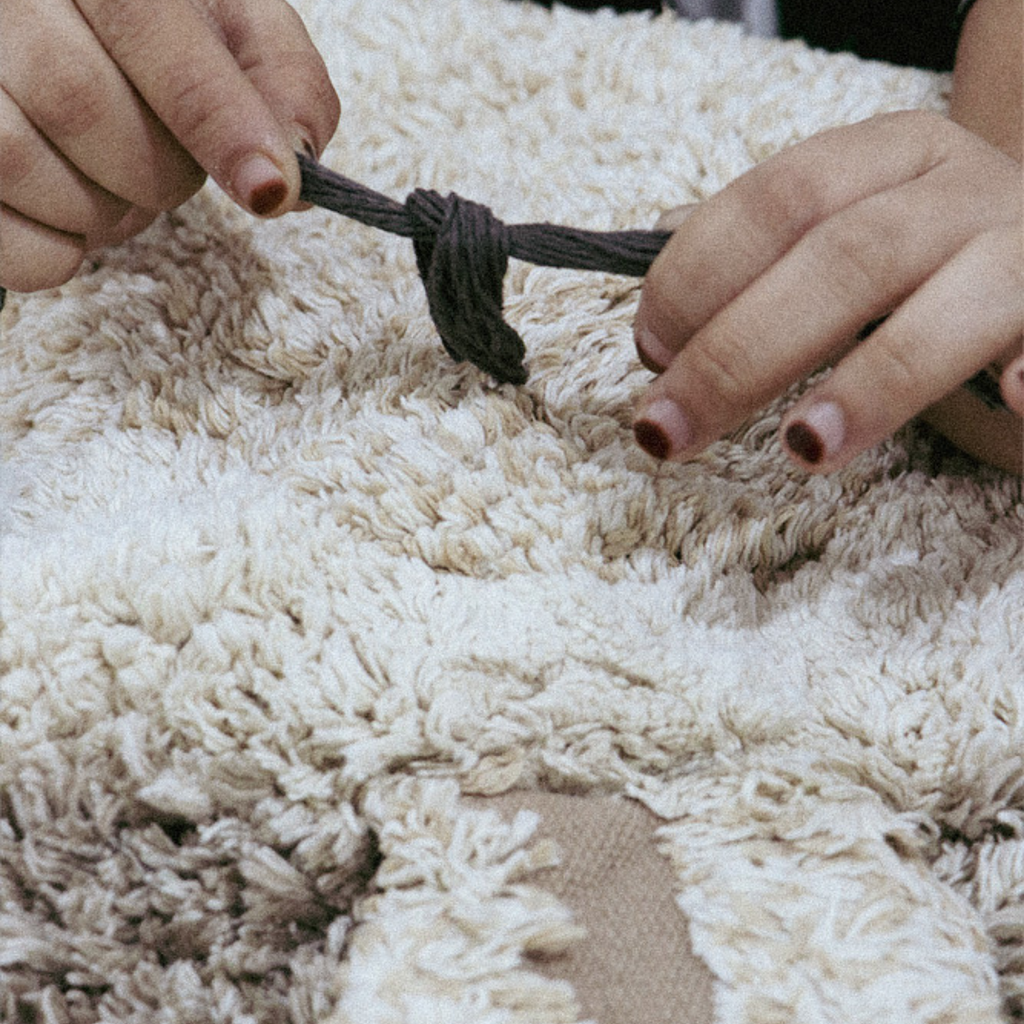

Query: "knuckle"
<box><xmin>877</xmin><ymin>108</ymin><xmax>945</xmax><ymax>135</ymax></box>
<box><xmin>77</xmin><ymin>0</ymin><xmax>153</xmax><ymax>56</ymax></box>
<box><xmin>310</xmin><ymin>70</ymin><xmax>342</xmax><ymax>145</ymax></box>
<box><xmin>298</xmin><ymin>52</ymin><xmax>341</xmax><ymax>130</ymax></box>
<box><xmin>686</xmin><ymin>333</ymin><xmax>759</xmax><ymax>408</ymax></box>
<box><xmin>163</xmin><ymin>71</ymin><xmax>236</xmax><ymax>147</ymax></box>
<box><xmin>29</xmin><ymin>62</ymin><xmax>111</xmax><ymax>140</ymax></box>
<box><xmin>0</xmin><ymin>123</ymin><xmax>36</xmax><ymax>188</ymax></box>
<box><xmin>243</xmin><ymin>50</ymin><xmax>341</xmax><ymax>152</ymax></box>
<box><xmin>808</xmin><ymin>205</ymin><xmax>909</xmax><ymax>305</ymax></box>
<box><xmin>747</xmin><ymin>159</ymin><xmax>828</xmax><ymax>234</ymax></box>
<box><xmin>865</xmin><ymin>334</ymin><xmax>921</xmax><ymax>406</ymax></box>
<box><xmin>875</xmin><ymin>109</ymin><xmax>950</xmax><ymax>148</ymax></box>
<box><xmin>877</xmin><ymin>109</ymin><xmax>959</xmax><ymax>165</ymax></box>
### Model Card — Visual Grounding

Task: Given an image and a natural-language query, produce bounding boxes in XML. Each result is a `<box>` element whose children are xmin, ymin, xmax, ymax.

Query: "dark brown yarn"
<box><xmin>296</xmin><ymin>152</ymin><xmax>671</xmax><ymax>383</ymax></box>
<box><xmin>290</xmin><ymin>153</ymin><xmax>1020</xmax><ymax>404</ymax></box>
<box><xmin>0</xmin><ymin>154</ymin><xmax>670</xmax><ymax>385</ymax></box>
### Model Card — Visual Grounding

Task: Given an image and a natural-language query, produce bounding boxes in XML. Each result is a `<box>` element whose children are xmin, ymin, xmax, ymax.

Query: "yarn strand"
<box><xmin>297</xmin><ymin>152</ymin><xmax>671</xmax><ymax>383</ymax></box>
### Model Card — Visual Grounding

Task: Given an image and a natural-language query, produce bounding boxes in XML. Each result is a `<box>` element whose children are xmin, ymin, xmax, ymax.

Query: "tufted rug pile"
<box><xmin>2</xmin><ymin>1</ymin><xmax>1023</xmax><ymax>1021</ymax></box>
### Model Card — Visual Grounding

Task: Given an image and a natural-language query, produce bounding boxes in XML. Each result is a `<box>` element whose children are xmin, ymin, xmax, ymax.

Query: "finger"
<box><xmin>0</xmin><ymin>85</ymin><xmax>131</xmax><ymax>235</ymax></box>
<box><xmin>634</xmin><ymin>111</ymin><xmax>958</xmax><ymax>371</ymax></box>
<box><xmin>1</xmin><ymin>0</ymin><xmax>204</xmax><ymax>209</ymax></box>
<box><xmin>211</xmin><ymin>0</ymin><xmax>339</xmax><ymax>213</ymax></box>
<box><xmin>920</xmin><ymin>385</ymin><xmax>1023</xmax><ymax>475</ymax></box>
<box><xmin>633</xmin><ymin>165</ymin><xmax>994</xmax><ymax>461</ymax></box>
<box><xmin>0</xmin><ymin>206</ymin><xmax>85</xmax><ymax>292</ymax></box>
<box><xmin>216</xmin><ymin>0</ymin><xmax>340</xmax><ymax>159</ymax></box>
<box><xmin>781</xmin><ymin>228</ymin><xmax>1024</xmax><ymax>472</ymax></box>
<box><xmin>76</xmin><ymin>0</ymin><xmax>321</xmax><ymax>216</ymax></box>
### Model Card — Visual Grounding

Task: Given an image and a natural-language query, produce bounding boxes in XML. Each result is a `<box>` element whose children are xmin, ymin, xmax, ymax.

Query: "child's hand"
<box><xmin>633</xmin><ymin>111</ymin><xmax>1023</xmax><ymax>472</ymax></box>
<box><xmin>0</xmin><ymin>0</ymin><xmax>340</xmax><ymax>293</ymax></box>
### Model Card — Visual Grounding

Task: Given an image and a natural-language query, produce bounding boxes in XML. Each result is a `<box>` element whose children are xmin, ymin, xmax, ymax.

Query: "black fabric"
<box><xmin>519</xmin><ymin>0</ymin><xmax>663</xmax><ymax>10</ymax></box>
<box><xmin>515</xmin><ymin>0</ymin><xmax>969</xmax><ymax>70</ymax></box>
<box><xmin>775</xmin><ymin>0</ymin><xmax>963</xmax><ymax>69</ymax></box>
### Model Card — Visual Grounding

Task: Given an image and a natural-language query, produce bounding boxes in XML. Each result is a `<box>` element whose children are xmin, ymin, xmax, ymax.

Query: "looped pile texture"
<box><xmin>2</xmin><ymin>2</ymin><xmax>1023</xmax><ymax>1023</ymax></box>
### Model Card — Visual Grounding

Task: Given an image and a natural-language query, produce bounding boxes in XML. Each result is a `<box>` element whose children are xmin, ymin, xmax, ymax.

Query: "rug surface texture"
<box><xmin>2</xmin><ymin>1</ymin><xmax>1023</xmax><ymax>1022</ymax></box>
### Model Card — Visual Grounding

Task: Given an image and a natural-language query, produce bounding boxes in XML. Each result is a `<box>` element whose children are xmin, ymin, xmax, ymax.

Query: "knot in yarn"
<box><xmin>403</xmin><ymin>188</ymin><xmax>526</xmax><ymax>384</ymax></box>
<box><xmin>297</xmin><ymin>152</ymin><xmax>672</xmax><ymax>385</ymax></box>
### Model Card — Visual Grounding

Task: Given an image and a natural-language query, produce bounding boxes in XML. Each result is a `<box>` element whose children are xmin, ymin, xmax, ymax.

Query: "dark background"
<box><xmin>516</xmin><ymin>0</ymin><xmax>964</xmax><ymax>71</ymax></box>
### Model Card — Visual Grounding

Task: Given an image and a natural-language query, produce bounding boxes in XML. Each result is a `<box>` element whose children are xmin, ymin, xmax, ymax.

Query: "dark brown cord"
<box><xmin>296</xmin><ymin>152</ymin><xmax>671</xmax><ymax>383</ymax></box>
<box><xmin>297</xmin><ymin>155</ymin><xmax>1015</xmax><ymax>408</ymax></box>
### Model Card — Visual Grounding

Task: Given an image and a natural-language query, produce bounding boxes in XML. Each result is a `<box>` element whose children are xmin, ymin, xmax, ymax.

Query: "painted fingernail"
<box><xmin>785</xmin><ymin>401</ymin><xmax>845</xmax><ymax>465</ymax></box>
<box><xmin>233</xmin><ymin>154</ymin><xmax>289</xmax><ymax>216</ymax></box>
<box><xmin>636</xmin><ymin>325</ymin><xmax>675</xmax><ymax>374</ymax></box>
<box><xmin>633</xmin><ymin>398</ymin><xmax>693</xmax><ymax>460</ymax></box>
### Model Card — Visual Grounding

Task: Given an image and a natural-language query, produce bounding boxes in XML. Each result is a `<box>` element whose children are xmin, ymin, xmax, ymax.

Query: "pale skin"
<box><xmin>1</xmin><ymin>1</ymin><xmax>1020</xmax><ymax>474</ymax></box>
<box><xmin>0</xmin><ymin>0</ymin><xmax>340</xmax><ymax>293</ymax></box>
<box><xmin>635</xmin><ymin>0</ymin><xmax>1024</xmax><ymax>474</ymax></box>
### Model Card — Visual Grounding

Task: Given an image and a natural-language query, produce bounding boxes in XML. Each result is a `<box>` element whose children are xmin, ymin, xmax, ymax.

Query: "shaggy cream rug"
<box><xmin>2</xmin><ymin>1</ymin><xmax>1023</xmax><ymax>1021</ymax></box>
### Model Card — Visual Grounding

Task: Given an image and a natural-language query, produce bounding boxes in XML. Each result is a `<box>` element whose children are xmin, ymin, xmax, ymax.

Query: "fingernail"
<box><xmin>296</xmin><ymin>135</ymin><xmax>318</xmax><ymax>160</ymax></box>
<box><xmin>785</xmin><ymin>401</ymin><xmax>845</xmax><ymax>465</ymax></box>
<box><xmin>636</xmin><ymin>325</ymin><xmax>675</xmax><ymax>374</ymax></box>
<box><xmin>1001</xmin><ymin>360</ymin><xmax>1024</xmax><ymax>414</ymax></box>
<box><xmin>233</xmin><ymin>154</ymin><xmax>289</xmax><ymax>216</ymax></box>
<box><xmin>633</xmin><ymin>398</ymin><xmax>694</xmax><ymax>460</ymax></box>
<box><xmin>653</xmin><ymin>203</ymin><xmax>698</xmax><ymax>232</ymax></box>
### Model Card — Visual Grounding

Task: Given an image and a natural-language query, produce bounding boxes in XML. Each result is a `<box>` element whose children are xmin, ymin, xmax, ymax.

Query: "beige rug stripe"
<box><xmin>473</xmin><ymin>791</ymin><xmax>717</xmax><ymax>1024</ymax></box>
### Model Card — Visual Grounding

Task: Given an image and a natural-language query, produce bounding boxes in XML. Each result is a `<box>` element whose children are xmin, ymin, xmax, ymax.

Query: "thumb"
<box><xmin>219</xmin><ymin>0</ymin><xmax>340</xmax><ymax>165</ymax></box>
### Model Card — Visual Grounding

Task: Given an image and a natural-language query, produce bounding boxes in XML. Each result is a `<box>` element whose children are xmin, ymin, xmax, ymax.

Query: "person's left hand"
<box><xmin>632</xmin><ymin>111</ymin><xmax>1023</xmax><ymax>473</ymax></box>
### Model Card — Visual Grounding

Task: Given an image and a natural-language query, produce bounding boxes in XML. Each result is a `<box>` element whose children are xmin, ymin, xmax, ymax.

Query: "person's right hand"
<box><xmin>0</xmin><ymin>0</ymin><xmax>340</xmax><ymax>293</ymax></box>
